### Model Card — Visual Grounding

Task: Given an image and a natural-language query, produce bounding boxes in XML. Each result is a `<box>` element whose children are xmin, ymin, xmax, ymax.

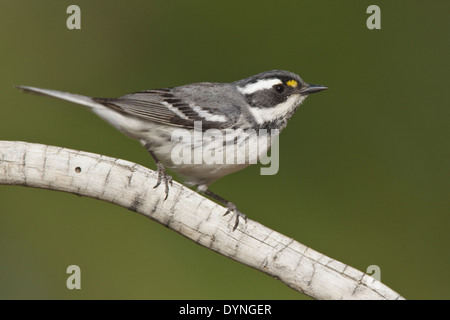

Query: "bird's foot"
<box><xmin>223</xmin><ymin>202</ymin><xmax>247</xmax><ymax>231</ymax></box>
<box><xmin>154</xmin><ymin>162</ymin><xmax>173</xmax><ymax>200</ymax></box>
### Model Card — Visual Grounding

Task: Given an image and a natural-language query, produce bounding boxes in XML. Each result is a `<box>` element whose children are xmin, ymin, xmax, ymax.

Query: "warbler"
<box><xmin>18</xmin><ymin>70</ymin><xmax>326</xmax><ymax>230</ymax></box>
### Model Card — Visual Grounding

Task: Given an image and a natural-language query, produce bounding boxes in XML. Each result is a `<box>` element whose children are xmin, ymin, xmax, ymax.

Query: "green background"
<box><xmin>0</xmin><ymin>0</ymin><xmax>448</xmax><ymax>299</ymax></box>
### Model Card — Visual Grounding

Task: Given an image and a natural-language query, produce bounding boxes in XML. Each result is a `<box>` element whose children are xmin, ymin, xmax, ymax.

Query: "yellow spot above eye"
<box><xmin>286</xmin><ymin>80</ymin><xmax>298</xmax><ymax>88</ymax></box>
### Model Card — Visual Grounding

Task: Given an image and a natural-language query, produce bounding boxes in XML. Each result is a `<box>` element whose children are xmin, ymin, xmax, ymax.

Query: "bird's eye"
<box><xmin>274</xmin><ymin>84</ymin><xmax>284</xmax><ymax>93</ymax></box>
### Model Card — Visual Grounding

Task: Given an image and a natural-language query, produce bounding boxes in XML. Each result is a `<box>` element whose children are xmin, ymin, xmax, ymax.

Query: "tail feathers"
<box><xmin>16</xmin><ymin>86</ymin><xmax>104</xmax><ymax>110</ymax></box>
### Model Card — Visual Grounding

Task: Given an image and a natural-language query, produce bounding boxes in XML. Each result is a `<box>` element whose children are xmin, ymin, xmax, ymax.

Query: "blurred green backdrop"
<box><xmin>0</xmin><ymin>0</ymin><xmax>448</xmax><ymax>299</ymax></box>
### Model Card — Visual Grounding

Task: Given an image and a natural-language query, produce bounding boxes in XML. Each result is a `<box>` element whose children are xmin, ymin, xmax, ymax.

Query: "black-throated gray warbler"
<box><xmin>17</xmin><ymin>70</ymin><xmax>326</xmax><ymax>230</ymax></box>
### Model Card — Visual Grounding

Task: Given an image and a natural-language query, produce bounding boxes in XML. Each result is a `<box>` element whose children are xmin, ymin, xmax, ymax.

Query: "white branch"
<box><xmin>0</xmin><ymin>141</ymin><xmax>404</xmax><ymax>300</ymax></box>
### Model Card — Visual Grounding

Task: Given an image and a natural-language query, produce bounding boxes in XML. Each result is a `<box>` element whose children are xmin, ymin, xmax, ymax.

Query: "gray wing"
<box><xmin>93</xmin><ymin>83</ymin><xmax>243</xmax><ymax>130</ymax></box>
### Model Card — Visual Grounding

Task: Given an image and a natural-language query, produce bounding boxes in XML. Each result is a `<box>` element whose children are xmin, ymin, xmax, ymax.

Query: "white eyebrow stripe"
<box><xmin>190</xmin><ymin>104</ymin><xmax>228</xmax><ymax>122</ymax></box>
<box><xmin>237</xmin><ymin>78</ymin><xmax>282</xmax><ymax>94</ymax></box>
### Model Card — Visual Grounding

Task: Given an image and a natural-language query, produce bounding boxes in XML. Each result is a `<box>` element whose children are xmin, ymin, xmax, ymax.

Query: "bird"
<box><xmin>17</xmin><ymin>70</ymin><xmax>327</xmax><ymax>230</ymax></box>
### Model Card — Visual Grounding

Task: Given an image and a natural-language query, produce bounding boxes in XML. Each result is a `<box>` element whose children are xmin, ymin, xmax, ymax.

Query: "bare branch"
<box><xmin>0</xmin><ymin>141</ymin><xmax>404</xmax><ymax>300</ymax></box>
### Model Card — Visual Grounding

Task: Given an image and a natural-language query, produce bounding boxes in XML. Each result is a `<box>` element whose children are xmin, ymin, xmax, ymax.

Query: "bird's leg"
<box><xmin>142</xmin><ymin>142</ymin><xmax>172</xmax><ymax>200</ymax></box>
<box><xmin>200</xmin><ymin>187</ymin><xmax>247</xmax><ymax>231</ymax></box>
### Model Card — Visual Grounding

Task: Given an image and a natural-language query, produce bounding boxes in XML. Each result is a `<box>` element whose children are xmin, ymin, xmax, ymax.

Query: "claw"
<box><xmin>201</xmin><ymin>188</ymin><xmax>247</xmax><ymax>231</ymax></box>
<box><xmin>154</xmin><ymin>162</ymin><xmax>172</xmax><ymax>200</ymax></box>
<box><xmin>223</xmin><ymin>202</ymin><xmax>247</xmax><ymax>231</ymax></box>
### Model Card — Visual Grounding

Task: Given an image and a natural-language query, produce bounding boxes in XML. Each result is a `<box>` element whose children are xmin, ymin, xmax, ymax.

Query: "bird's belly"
<box><xmin>148</xmin><ymin>129</ymin><xmax>275</xmax><ymax>186</ymax></box>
